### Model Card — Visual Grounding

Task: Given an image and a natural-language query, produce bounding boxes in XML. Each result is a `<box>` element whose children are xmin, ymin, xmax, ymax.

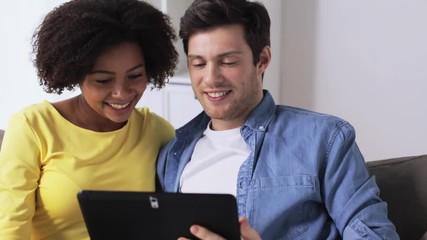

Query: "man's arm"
<box><xmin>322</xmin><ymin>123</ymin><xmax>399</xmax><ymax>239</ymax></box>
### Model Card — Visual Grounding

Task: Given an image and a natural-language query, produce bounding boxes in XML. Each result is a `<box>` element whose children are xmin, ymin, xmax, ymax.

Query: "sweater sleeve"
<box><xmin>0</xmin><ymin>114</ymin><xmax>41</xmax><ymax>240</ymax></box>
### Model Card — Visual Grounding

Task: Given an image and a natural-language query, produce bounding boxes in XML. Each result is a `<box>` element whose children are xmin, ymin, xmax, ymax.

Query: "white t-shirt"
<box><xmin>179</xmin><ymin>123</ymin><xmax>250</xmax><ymax>197</ymax></box>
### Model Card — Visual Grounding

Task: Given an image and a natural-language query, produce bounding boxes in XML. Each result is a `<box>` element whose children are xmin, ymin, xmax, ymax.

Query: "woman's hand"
<box><xmin>177</xmin><ymin>217</ymin><xmax>261</xmax><ymax>240</ymax></box>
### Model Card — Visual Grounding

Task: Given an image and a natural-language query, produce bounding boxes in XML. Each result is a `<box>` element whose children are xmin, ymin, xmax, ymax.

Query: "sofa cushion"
<box><xmin>367</xmin><ymin>155</ymin><xmax>427</xmax><ymax>240</ymax></box>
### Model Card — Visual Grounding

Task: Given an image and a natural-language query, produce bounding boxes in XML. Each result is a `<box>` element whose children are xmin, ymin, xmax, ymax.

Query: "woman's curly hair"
<box><xmin>32</xmin><ymin>0</ymin><xmax>178</xmax><ymax>94</ymax></box>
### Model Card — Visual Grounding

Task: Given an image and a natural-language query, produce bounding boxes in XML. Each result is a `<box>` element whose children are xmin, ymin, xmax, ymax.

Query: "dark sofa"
<box><xmin>0</xmin><ymin>129</ymin><xmax>426</xmax><ymax>239</ymax></box>
<box><xmin>367</xmin><ymin>154</ymin><xmax>427</xmax><ymax>240</ymax></box>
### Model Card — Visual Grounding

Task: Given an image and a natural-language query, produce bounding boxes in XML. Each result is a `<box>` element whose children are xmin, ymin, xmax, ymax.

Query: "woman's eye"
<box><xmin>129</xmin><ymin>74</ymin><xmax>143</xmax><ymax>80</ymax></box>
<box><xmin>95</xmin><ymin>79</ymin><xmax>112</xmax><ymax>84</ymax></box>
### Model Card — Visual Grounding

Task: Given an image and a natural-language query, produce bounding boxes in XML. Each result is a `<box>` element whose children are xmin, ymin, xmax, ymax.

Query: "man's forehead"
<box><xmin>187</xmin><ymin>26</ymin><xmax>248</xmax><ymax>58</ymax></box>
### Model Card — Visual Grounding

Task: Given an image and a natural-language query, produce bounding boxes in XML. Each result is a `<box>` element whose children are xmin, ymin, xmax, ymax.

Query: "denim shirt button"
<box><xmin>258</xmin><ymin>126</ymin><xmax>265</xmax><ymax>130</ymax></box>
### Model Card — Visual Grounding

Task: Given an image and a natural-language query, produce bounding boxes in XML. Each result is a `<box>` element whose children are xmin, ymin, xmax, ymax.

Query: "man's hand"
<box><xmin>177</xmin><ymin>217</ymin><xmax>261</xmax><ymax>240</ymax></box>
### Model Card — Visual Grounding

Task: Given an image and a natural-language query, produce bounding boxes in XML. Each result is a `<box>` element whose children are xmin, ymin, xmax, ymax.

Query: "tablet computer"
<box><xmin>77</xmin><ymin>190</ymin><xmax>240</xmax><ymax>240</ymax></box>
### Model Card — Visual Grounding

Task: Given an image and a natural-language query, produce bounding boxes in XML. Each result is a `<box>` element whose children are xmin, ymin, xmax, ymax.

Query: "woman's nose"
<box><xmin>111</xmin><ymin>82</ymin><xmax>130</xmax><ymax>98</ymax></box>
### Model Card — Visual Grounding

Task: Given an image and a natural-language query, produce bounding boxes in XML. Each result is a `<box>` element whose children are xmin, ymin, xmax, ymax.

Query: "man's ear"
<box><xmin>257</xmin><ymin>46</ymin><xmax>271</xmax><ymax>77</ymax></box>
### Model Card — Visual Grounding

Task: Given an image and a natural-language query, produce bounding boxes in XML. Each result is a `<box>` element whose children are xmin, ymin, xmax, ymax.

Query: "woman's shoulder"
<box><xmin>133</xmin><ymin>107</ymin><xmax>169</xmax><ymax>124</ymax></box>
<box><xmin>6</xmin><ymin>101</ymin><xmax>61</xmax><ymax>138</ymax></box>
<box><xmin>13</xmin><ymin>101</ymin><xmax>57</xmax><ymax>120</ymax></box>
<box><xmin>132</xmin><ymin>107</ymin><xmax>175</xmax><ymax>138</ymax></box>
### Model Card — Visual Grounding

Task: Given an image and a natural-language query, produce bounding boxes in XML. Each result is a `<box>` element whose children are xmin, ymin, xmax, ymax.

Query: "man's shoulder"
<box><xmin>276</xmin><ymin>104</ymin><xmax>347</xmax><ymax>121</ymax></box>
<box><xmin>273</xmin><ymin>105</ymin><xmax>354</xmax><ymax>133</ymax></box>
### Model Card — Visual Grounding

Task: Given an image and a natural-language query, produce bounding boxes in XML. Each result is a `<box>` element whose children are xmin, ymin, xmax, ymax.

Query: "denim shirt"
<box><xmin>157</xmin><ymin>90</ymin><xmax>399</xmax><ymax>239</ymax></box>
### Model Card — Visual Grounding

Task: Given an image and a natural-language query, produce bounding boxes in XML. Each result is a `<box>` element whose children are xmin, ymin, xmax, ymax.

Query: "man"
<box><xmin>157</xmin><ymin>0</ymin><xmax>399</xmax><ymax>239</ymax></box>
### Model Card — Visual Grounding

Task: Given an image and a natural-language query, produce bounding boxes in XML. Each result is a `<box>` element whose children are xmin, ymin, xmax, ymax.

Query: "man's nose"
<box><xmin>205</xmin><ymin>64</ymin><xmax>222</xmax><ymax>84</ymax></box>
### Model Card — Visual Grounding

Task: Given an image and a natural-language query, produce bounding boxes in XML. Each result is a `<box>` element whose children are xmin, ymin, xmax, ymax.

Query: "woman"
<box><xmin>0</xmin><ymin>0</ymin><xmax>178</xmax><ymax>239</ymax></box>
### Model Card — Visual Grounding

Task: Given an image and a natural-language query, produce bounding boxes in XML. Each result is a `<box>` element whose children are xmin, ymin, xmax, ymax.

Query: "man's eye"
<box><xmin>193</xmin><ymin>63</ymin><xmax>205</xmax><ymax>68</ymax></box>
<box><xmin>223</xmin><ymin>61</ymin><xmax>237</xmax><ymax>66</ymax></box>
<box><xmin>189</xmin><ymin>59</ymin><xmax>206</xmax><ymax>68</ymax></box>
<box><xmin>190</xmin><ymin>62</ymin><xmax>206</xmax><ymax>68</ymax></box>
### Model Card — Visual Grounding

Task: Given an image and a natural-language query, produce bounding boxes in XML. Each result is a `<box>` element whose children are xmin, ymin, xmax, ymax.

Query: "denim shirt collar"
<box><xmin>243</xmin><ymin>90</ymin><xmax>276</xmax><ymax>132</ymax></box>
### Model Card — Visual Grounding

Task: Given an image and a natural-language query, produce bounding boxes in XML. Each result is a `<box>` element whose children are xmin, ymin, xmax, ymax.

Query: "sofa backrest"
<box><xmin>366</xmin><ymin>155</ymin><xmax>427</xmax><ymax>240</ymax></box>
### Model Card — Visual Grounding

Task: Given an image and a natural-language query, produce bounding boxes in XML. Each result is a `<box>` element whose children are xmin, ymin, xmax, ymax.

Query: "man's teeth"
<box><xmin>208</xmin><ymin>91</ymin><xmax>227</xmax><ymax>97</ymax></box>
<box><xmin>109</xmin><ymin>102</ymin><xmax>130</xmax><ymax>109</ymax></box>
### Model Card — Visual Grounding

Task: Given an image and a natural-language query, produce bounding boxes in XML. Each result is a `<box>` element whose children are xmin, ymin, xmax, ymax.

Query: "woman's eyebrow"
<box><xmin>127</xmin><ymin>63</ymin><xmax>145</xmax><ymax>73</ymax></box>
<box><xmin>88</xmin><ymin>63</ymin><xmax>145</xmax><ymax>75</ymax></box>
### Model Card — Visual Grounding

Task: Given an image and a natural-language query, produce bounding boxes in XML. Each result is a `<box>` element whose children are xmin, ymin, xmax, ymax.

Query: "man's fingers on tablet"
<box><xmin>239</xmin><ymin>217</ymin><xmax>261</xmax><ymax>240</ymax></box>
<box><xmin>190</xmin><ymin>225</ymin><xmax>225</xmax><ymax>240</ymax></box>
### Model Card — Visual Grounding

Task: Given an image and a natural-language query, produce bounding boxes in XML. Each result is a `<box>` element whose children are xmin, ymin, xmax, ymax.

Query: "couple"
<box><xmin>0</xmin><ymin>0</ymin><xmax>399</xmax><ymax>239</ymax></box>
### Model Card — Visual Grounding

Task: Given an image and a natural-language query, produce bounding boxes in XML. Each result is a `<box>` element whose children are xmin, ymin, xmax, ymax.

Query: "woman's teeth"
<box><xmin>109</xmin><ymin>102</ymin><xmax>130</xmax><ymax>109</ymax></box>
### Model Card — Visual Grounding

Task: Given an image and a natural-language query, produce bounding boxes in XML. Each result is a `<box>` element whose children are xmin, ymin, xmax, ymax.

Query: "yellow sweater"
<box><xmin>0</xmin><ymin>101</ymin><xmax>175</xmax><ymax>240</ymax></box>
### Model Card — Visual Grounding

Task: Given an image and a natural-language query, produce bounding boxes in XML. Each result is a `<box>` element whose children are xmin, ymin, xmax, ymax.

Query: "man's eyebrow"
<box><xmin>187</xmin><ymin>55</ymin><xmax>203</xmax><ymax>60</ymax></box>
<box><xmin>188</xmin><ymin>51</ymin><xmax>243</xmax><ymax>60</ymax></box>
<box><xmin>88</xmin><ymin>64</ymin><xmax>145</xmax><ymax>74</ymax></box>
<box><xmin>217</xmin><ymin>51</ymin><xmax>242</xmax><ymax>58</ymax></box>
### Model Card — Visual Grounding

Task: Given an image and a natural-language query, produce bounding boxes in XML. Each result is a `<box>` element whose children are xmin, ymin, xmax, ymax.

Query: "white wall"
<box><xmin>0</xmin><ymin>0</ymin><xmax>78</xmax><ymax>129</ymax></box>
<box><xmin>279</xmin><ymin>0</ymin><xmax>427</xmax><ymax>161</ymax></box>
